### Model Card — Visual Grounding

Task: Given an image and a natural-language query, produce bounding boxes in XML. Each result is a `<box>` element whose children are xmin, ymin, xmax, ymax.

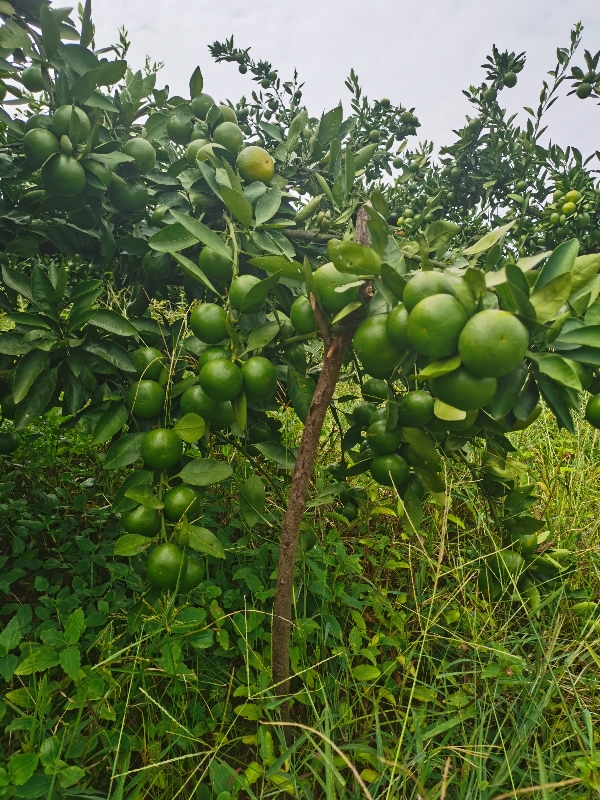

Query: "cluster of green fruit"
<box><xmin>544</xmin><ymin>187</ymin><xmax>600</xmax><ymax>242</ymax></box>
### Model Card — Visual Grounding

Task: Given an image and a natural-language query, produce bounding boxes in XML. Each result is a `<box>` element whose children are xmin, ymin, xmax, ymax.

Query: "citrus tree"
<box><xmin>0</xmin><ymin>0</ymin><xmax>599</xmax><ymax>712</ymax></box>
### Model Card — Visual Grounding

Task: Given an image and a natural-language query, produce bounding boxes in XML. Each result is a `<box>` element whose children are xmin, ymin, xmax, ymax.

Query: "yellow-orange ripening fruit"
<box><xmin>236</xmin><ymin>146</ymin><xmax>275</xmax><ymax>184</ymax></box>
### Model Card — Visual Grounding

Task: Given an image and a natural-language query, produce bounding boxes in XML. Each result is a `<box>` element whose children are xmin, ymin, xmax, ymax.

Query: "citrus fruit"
<box><xmin>503</xmin><ymin>71</ymin><xmax>517</xmax><ymax>88</ymax></box>
<box><xmin>458</xmin><ymin>310</ymin><xmax>529</xmax><ymax>378</ymax></box>
<box><xmin>43</xmin><ymin>154</ymin><xmax>86</xmax><ymax>197</ymax></box>
<box><xmin>145</xmin><ymin>543</ymin><xmax>188</xmax><ymax>590</ymax></box>
<box><xmin>367</xmin><ymin>420</ymin><xmax>403</xmax><ymax>455</ymax></box>
<box><xmin>565</xmin><ymin>190</ymin><xmax>582</xmax><ymax>203</ymax></box>
<box><xmin>398</xmin><ymin>391</ymin><xmax>434</xmax><ymax>427</ymax></box>
<box><xmin>369</xmin><ymin>129</ymin><xmax>380</xmax><ymax>142</ymax></box>
<box><xmin>386</xmin><ymin>303</ymin><xmax>410</xmax><ymax>349</ymax></box>
<box><xmin>562</xmin><ymin>201</ymin><xmax>576</xmax><ymax>216</ymax></box>
<box><xmin>362</xmin><ymin>378</ymin><xmax>388</xmax><ymax>402</ymax></box>
<box><xmin>241</xmin><ymin>356</ymin><xmax>277</xmax><ymax>402</ymax></box>
<box><xmin>236</xmin><ymin>146</ymin><xmax>275</xmax><ymax>184</ymax></box>
<box><xmin>576</xmin><ymin>82</ymin><xmax>593</xmax><ymax>99</ymax></box>
<box><xmin>198</xmin><ymin>246</ymin><xmax>233</xmax><ymax>283</ymax></box>
<box><xmin>353</xmin><ymin>315</ymin><xmax>405</xmax><ymax>379</ymax></box>
<box><xmin>131</xmin><ymin>347</ymin><xmax>165</xmax><ymax>381</ymax></box>
<box><xmin>488</xmin><ymin>550</ymin><xmax>526</xmax><ymax>582</ymax></box>
<box><xmin>52</xmin><ymin>105</ymin><xmax>91</xmax><ymax>142</ymax></box>
<box><xmin>353</xmin><ymin>401</ymin><xmax>376</xmax><ymax>427</ymax></box>
<box><xmin>407</xmin><ymin>294</ymin><xmax>468</xmax><ymax>360</ymax></box>
<box><xmin>229</xmin><ymin>274</ymin><xmax>262</xmax><ymax>314</ymax></box>
<box><xmin>123</xmin><ymin>137</ymin><xmax>156</xmax><ymax>174</ymax></box>
<box><xmin>343</xmin><ymin>503</ymin><xmax>358</xmax><ymax>521</ymax></box>
<box><xmin>167</xmin><ymin>115</ymin><xmax>192</xmax><ymax>144</ymax></box>
<box><xmin>143</xmin><ymin>251</ymin><xmax>172</xmax><ymax>279</ymax></box>
<box><xmin>430</xmin><ymin>366</ymin><xmax>496</xmax><ymax>411</ymax></box>
<box><xmin>109</xmin><ymin>180</ymin><xmax>149</xmax><ymax>214</ymax></box>
<box><xmin>186</xmin><ymin>138</ymin><xmax>208</xmax><ymax>164</ymax></box>
<box><xmin>198</xmin><ymin>345</ymin><xmax>229</xmax><ymax>370</ymax></box>
<box><xmin>340</xmin><ymin>487</ymin><xmax>354</xmax><ymax>504</ymax></box>
<box><xmin>290</xmin><ymin>295</ymin><xmax>316</xmax><ymax>334</ymax></box>
<box><xmin>191</xmin><ymin>93</ymin><xmax>215</xmax><ymax>119</ymax></box>
<box><xmin>213</xmin><ymin>122</ymin><xmax>244</xmax><ymax>153</ymax></box>
<box><xmin>370</xmin><ymin>453</ymin><xmax>409</xmax><ymax>488</ymax></box>
<box><xmin>190</xmin><ymin>303</ymin><xmax>228</xmax><ymax>344</ymax></box>
<box><xmin>21</xmin><ymin>65</ymin><xmax>45</xmax><ymax>92</ymax></box>
<box><xmin>121</xmin><ymin>504</ymin><xmax>161</xmax><ymax>536</ymax></box>
<box><xmin>163</xmin><ymin>485</ymin><xmax>200</xmax><ymax>522</ymax></box>
<box><xmin>180</xmin><ymin>384</ymin><xmax>219</xmax><ymax>419</ymax></box>
<box><xmin>219</xmin><ymin>104</ymin><xmax>237</xmax><ymax>123</ymax></box>
<box><xmin>23</xmin><ymin>128</ymin><xmax>59</xmax><ymax>168</ymax></box>
<box><xmin>211</xmin><ymin>401</ymin><xmax>235</xmax><ymax>430</ymax></box>
<box><xmin>179</xmin><ymin>552</ymin><xmax>205</xmax><ymax>592</ymax></box>
<box><xmin>140</xmin><ymin>428</ymin><xmax>184</xmax><ymax>470</ymax></box>
<box><xmin>1</xmin><ymin>394</ymin><xmax>16</xmax><ymax>420</ymax></box>
<box><xmin>403</xmin><ymin>271</ymin><xmax>451</xmax><ymax>312</ymax></box>
<box><xmin>25</xmin><ymin>113</ymin><xmax>53</xmax><ymax>132</ymax></box>
<box><xmin>126</xmin><ymin>380</ymin><xmax>165</xmax><ymax>418</ymax></box>
<box><xmin>585</xmin><ymin>394</ymin><xmax>600</xmax><ymax>428</ymax></box>
<box><xmin>313</xmin><ymin>263</ymin><xmax>361</xmax><ymax>314</ymax></box>
<box><xmin>0</xmin><ymin>431</ymin><xmax>19</xmax><ymax>455</ymax></box>
<box><xmin>199</xmin><ymin>358</ymin><xmax>243</xmax><ymax>402</ymax></box>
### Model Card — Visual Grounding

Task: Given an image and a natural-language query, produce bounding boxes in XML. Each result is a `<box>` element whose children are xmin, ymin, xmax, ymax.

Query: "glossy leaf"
<box><xmin>178</xmin><ymin>458</ymin><xmax>233</xmax><ymax>486</ymax></box>
<box><xmin>287</xmin><ymin>367</ymin><xmax>315</xmax><ymax>423</ymax></box>
<box><xmin>88</xmin><ymin>309</ymin><xmax>138</xmax><ymax>337</ymax></box>
<box><xmin>103</xmin><ymin>432</ymin><xmax>146</xmax><ymax>470</ymax></box>
<box><xmin>124</xmin><ymin>485</ymin><xmax>164</xmax><ymax>509</ymax></box>
<box><xmin>253</xmin><ymin>442</ymin><xmax>296</xmax><ymax>470</ymax></box>
<box><xmin>248</xmin><ymin>255</ymin><xmax>303</xmax><ymax>280</ymax></box>
<box><xmin>14</xmin><ymin>367</ymin><xmax>57</xmax><ymax>430</ymax></box>
<box><xmin>172</xmin><ymin>252</ymin><xmax>219</xmax><ymax>294</ymax></box>
<box><xmin>241</xmin><ymin>271</ymin><xmax>281</xmax><ymax>314</ymax></box>
<box><xmin>240</xmin><ymin>474</ymin><xmax>265</xmax><ymax>528</ymax></box>
<box><xmin>173</xmin><ymin>412</ymin><xmax>206</xmax><ymax>443</ymax></box>
<box><xmin>12</xmin><ymin>349</ymin><xmax>48</xmax><ymax>404</ymax></box>
<box><xmin>114</xmin><ymin>534</ymin><xmax>155</xmax><ymax>556</ymax></box>
<box><xmin>529</xmin><ymin>273</ymin><xmax>572</xmax><ymax>323</ymax></box>
<box><xmin>220</xmin><ymin>185</ymin><xmax>253</xmax><ymax>228</ymax></box>
<box><xmin>170</xmin><ymin>211</ymin><xmax>232</xmax><ymax>261</ymax></box>
<box><xmin>535</xmin><ymin>238</ymin><xmax>579</xmax><ymax>291</ymax></box>
<box><xmin>82</xmin><ymin>339</ymin><xmax>137</xmax><ymax>372</ymax></box>
<box><xmin>91</xmin><ymin>402</ymin><xmax>129</xmax><ymax>445</ymax></box>
<box><xmin>148</xmin><ymin>222</ymin><xmax>198</xmax><ymax>253</ymax></box>
<box><xmin>255</xmin><ymin>187</ymin><xmax>281</xmax><ymax>226</ymax></box>
<box><xmin>188</xmin><ymin>526</ymin><xmax>225</xmax><ymax>558</ymax></box>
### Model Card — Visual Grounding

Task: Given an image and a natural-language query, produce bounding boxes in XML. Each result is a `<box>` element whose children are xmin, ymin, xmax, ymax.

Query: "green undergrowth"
<box><xmin>0</xmin><ymin>403</ymin><xmax>598</xmax><ymax>800</ymax></box>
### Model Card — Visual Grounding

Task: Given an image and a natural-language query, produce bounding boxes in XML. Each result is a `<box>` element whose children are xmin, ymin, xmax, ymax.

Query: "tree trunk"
<box><xmin>271</xmin><ymin>207</ymin><xmax>371</xmax><ymax>712</ymax></box>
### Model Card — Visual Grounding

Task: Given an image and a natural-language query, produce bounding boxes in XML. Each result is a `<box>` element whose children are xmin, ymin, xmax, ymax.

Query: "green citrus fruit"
<box><xmin>386</xmin><ymin>303</ymin><xmax>410</xmax><ymax>348</ymax></box>
<box><xmin>343</xmin><ymin>503</ymin><xmax>358</xmax><ymax>521</ymax></box>
<box><xmin>140</xmin><ymin>428</ymin><xmax>184</xmax><ymax>470</ymax></box>
<box><xmin>211</xmin><ymin>401</ymin><xmax>235</xmax><ymax>430</ymax></box>
<box><xmin>353</xmin><ymin>315</ymin><xmax>405</xmax><ymax>379</ymax></box>
<box><xmin>1</xmin><ymin>394</ymin><xmax>16</xmax><ymax>420</ymax></box>
<box><xmin>191</xmin><ymin>93</ymin><xmax>215</xmax><ymax>119</ymax></box>
<box><xmin>313</xmin><ymin>262</ymin><xmax>361</xmax><ymax>314</ymax></box>
<box><xmin>576</xmin><ymin>82</ymin><xmax>593</xmax><ymax>99</ymax></box>
<box><xmin>229</xmin><ymin>274</ymin><xmax>262</xmax><ymax>314</ymax></box>
<box><xmin>180</xmin><ymin>384</ymin><xmax>219</xmax><ymax>419</ymax></box>
<box><xmin>43</xmin><ymin>154</ymin><xmax>86</xmax><ymax>197</ymax></box>
<box><xmin>121</xmin><ymin>504</ymin><xmax>161</xmax><ymax>536</ymax></box>
<box><xmin>429</xmin><ymin>366</ymin><xmax>496</xmax><ymax>411</ymax></box>
<box><xmin>126</xmin><ymin>380</ymin><xmax>165</xmax><ymax>418</ymax></box>
<box><xmin>367</xmin><ymin>420</ymin><xmax>403</xmax><ymax>455</ymax></box>
<box><xmin>190</xmin><ymin>303</ymin><xmax>228</xmax><ymax>344</ymax></box>
<box><xmin>52</xmin><ymin>105</ymin><xmax>91</xmax><ymax>142</ymax></box>
<box><xmin>0</xmin><ymin>431</ymin><xmax>19</xmax><ymax>455</ymax></box>
<box><xmin>488</xmin><ymin>550</ymin><xmax>526</xmax><ymax>582</ymax></box>
<box><xmin>145</xmin><ymin>543</ymin><xmax>188</xmax><ymax>590</ymax></box>
<box><xmin>21</xmin><ymin>65</ymin><xmax>45</xmax><ymax>92</ymax></box>
<box><xmin>585</xmin><ymin>394</ymin><xmax>600</xmax><ymax>428</ymax></box>
<box><xmin>198</xmin><ymin>346</ymin><xmax>229</xmax><ymax>370</ymax></box>
<box><xmin>186</xmin><ymin>138</ymin><xmax>208</xmax><ymax>164</ymax></box>
<box><xmin>109</xmin><ymin>180</ymin><xmax>149</xmax><ymax>214</ymax></box>
<box><xmin>213</xmin><ymin>121</ymin><xmax>244</xmax><ymax>153</ymax></box>
<box><xmin>403</xmin><ymin>271</ymin><xmax>451</xmax><ymax>312</ymax></box>
<box><xmin>219</xmin><ymin>104</ymin><xmax>237</xmax><ymax>123</ymax></box>
<box><xmin>123</xmin><ymin>137</ymin><xmax>156</xmax><ymax>174</ymax></box>
<box><xmin>398</xmin><ymin>391</ymin><xmax>434</xmax><ymax>427</ymax></box>
<box><xmin>407</xmin><ymin>294</ymin><xmax>468</xmax><ymax>360</ymax></box>
<box><xmin>362</xmin><ymin>378</ymin><xmax>389</xmax><ymax>402</ymax></box>
<box><xmin>370</xmin><ymin>453</ymin><xmax>409</xmax><ymax>488</ymax></box>
<box><xmin>131</xmin><ymin>347</ymin><xmax>165</xmax><ymax>381</ymax></box>
<box><xmin>503</xmin><ymin>71</ymin><xmax>517</xmax><ymax>88</ymax></box>
<box><xmin>369</xmin><ymin>129</ymin><xmax>380</xmax><ymax>142</ymax></box>
<box><xmin>236</xmin><ymin>146</ymin><xmax>275</xmax><ymax>184</ymax></box>
<box><xmin>458</xmin><ymin>310</ymin><xmax>529</xmax><ymax>378</ymax></box>
<box><xmin>199</xmin><ymin>358</ymin><xmax>243</xmax><ymax>402</ymax></box>
<box><xmin>562</xmin><ymin>201</ymin><xmax>576</xmax><ymax>216</ymax></box>
<box><xmin>290</xmin><ymin>295</ymin><xmax>316</xmax><ymax>334</ymax></box>
<box><xmin>241</xmin><ymin>356</ymin><xmax>277</xmax><ymax>402</ymax></box>
<box><xmin>565</xmin><ymin>190</ymin><xmax>582</xmax><ymax>203</ymax></box>
<box><xmin>143</xmin><ymin>251</ymin><xmax>172</xmax><ymax>279</ymax></box>
<box><xmin>353</xmin><ymin>402</ymin><xmax>376</xmax><ymax>427</ymax></box>
<box><xmin>163</xmin><ymin>485</ymin><xmax>200</xmax><ymax>522</ymax></box>
<box><xmin>167</xmin><ymin>115</ymin><xmax>192</xmax><ymax>144</ymax></box>
<box><xmin>23</xmin><ymin>128</ymin><xmax>59</xmax><ymax>168</ymax></box>
<box><xmin>198</xmin><ymin>247</ymin><xmax>233</xmax><ymax>283</ymax></box>
<box><xmin>179</xmin><ymin>552</ymin><xmax>205</xmax><ymax>592</ymax></box>
<box><xmin>25</xmin><ymin>113</ymin><xmax>52</xmax><ymax>132</ymax></box>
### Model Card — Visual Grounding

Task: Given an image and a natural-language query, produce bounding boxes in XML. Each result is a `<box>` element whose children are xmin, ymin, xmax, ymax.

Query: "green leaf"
<box><xmin>248</xmin><ymin>255</ymin><xmax>303</xmax><ymax>280</ymax></box>
<box><xmin>380</xmin><ymin>263</ymin><xmax>406</xmax><ymax>300</ymax></box>
<box><xmin>91</xmin><ymin>402</ymin><xmax>128</xmax><ymax>445</ymax></box>
<box><xmin>0</xmin><ymin>617</ymin><xmax>20</xmax><ymax>657</ymax></box>
<box><xmin>463</xmin><ymin>221</ymin><xmax>515</xmax><ymax>255</ymax></box>
<box><xmin>58</xmin><ymin>765</ymin><xmax>85</xmax><ymax>789</ymax></box>
<box><xmin>331</xmin><ymin>301</ymin><xmax>362</xmax><ymax>324</ymax></box>
<box><xmin>58</xmin><ymin>43</ymin><xmax>100</xmax><ymax>75</ymax></box>
<box><xmin>173</xmin><ymin>412</ymin><xmax>206</xmax><ymax>443</ymax></box>
<box><xmin>571</xmin><ymin>253</ymin><xmax>600</xmax><ymax>293</ymax></box>
<box><xmin>172</xmin><ymin>252</ymin><xmax>219</xmax><ymax>295</ymax></box>
<box><xmin>32</xmin><ymin>264</ymin><xmax>58</xmax><ymax>319</ymax></box>
<box><xmin>59</xmin><ymin>646</ymin><xmax>81</xmax><ymax>679</ymax></box>
<box><xmin>40</xmin><ymin>3</ymin><xmax>61</xmax><ymax>57</ymax></box>
<box><xmin>536</xmin><ymin>374</ymin><xmax>575</xmax><ymax>434</ymax></box>
<box><xmin>254</xmin><ymin>442</ymin><xmax>296</xmax><ymax>470</ymax></box>
<box><xmin>14</xmin><ymin>367</ymin><xmax>57</xmax><ymax>431</ymax></box>
<box><xmin>0</xmin><ymin>19</ymin><xmax>30</xmax><ymax>51</ymax></box>
<box><xmin>97</xmin><ymin>59</ymin><xmax>127</xmax><ymax>86</ymax></box>
<box><xmin>425</xmin><ymin>220</ymin><xmax>460</xmax><ymax>252</ymax></box>
<box><xmin>82</xmin><ymin>339</ymin><xmax>137</xmax><ymax>372</ymax></box>
<box><xmin>8</xmin><ymin>753</ymin><xmax>39</xmax><ymax>786</ymax></box>
<box><xmin>434</xmin><ymin>399</ymin><xmax>466</xmax><ymax>421</ymax></box>
<box><xmin>255</xmin><ymin>187</ymin><xmax>282</xmax><ymax>226</ymax></box>
<box><xmin>178</xmin><ymin>458</ymin><xmax>233</xmax><ymax>486</ymax></box>
<box><xmin>232</xmin><ymin>390</ymin><xmax>247</xmax><ymax>431</ymax></box>
<box><xmin>114</xmin><ymin>534</ymin><xmax>155</xmax><ymax>556</ymax></box>
<box><xmin>240</xmin><ymin>473</ymin><xmax>265</xmax><ymax>528</ymax></box>
<box><xmin>188</xmin><ymin>526</ymin><xmax>225</xmax><ymax>558</ymax></box>
<box><xmin>124</xmin><ymin>485</ymin><xmax>164</xmax><ymax>509</ymax></box>
<box><xmin>245</xmin><ymin>321</ymin><xmax>280</xmax><ymax>352</ymax></box>
<box><xmin>170</xmin><ymin>211</ymin><xmax>232</xmax><ymax>261</ymax></box>
<box><xmin>189</xmin><ymin>65</ymin><xmax>203</xmax><ymax>97</ymax></box>
<box><xmin>529</xmin><ymin>273</ymin><xmax>572</xmax><ymax>323</ymax></box>
<box><xmin>328</xmin><ymin>239</ymin><xmax>381</xmax><ymax>276</ymax></box>
<box><xmin>71</xmin><ymin>66</ymin><xmax>100</xmax><ymax>103</ymax></box>
<box><xmin>14</xmin><ymin>646</ymin><xmax>58</xmax><ymax>675</ymax></box>
<box><xmin>241</xmin><ymin>271</ymin><xmax>281</xmax><ymax>314</ymax></box>
<box><xmin>557</xmin><ymin>325</ymin><xmax>600</xmax><ymax>347</ymax></box>
<box><xmin>87</xmin><ymin>309</ymin><xmax>138</xmax><ymax>337</ymax></box>
<box><xmin>535</xmin><ymin>239</ymin><xmax>579</xmax><ymax>291</ymax></box>
<box><xmin>64</xmin><ymin>608</ymin><xmax>86</xmax><ymax>645</ymax></box>
<box><xmin>220</xmin><ymin>185</ymin><xmax>253</xmax><ymax>228</ymax></box>
<box><xmin>148</xmin><ymin>222</ymin><xmax>198</xmax><ymax>253</ymax></box>
<box><xmin>352</xmin><ymin>664</ymin><xmax>381</xmax><ymax>682</ymax></box>
<box><xmin>317</xmin><ymin>105</ymin><xmax>343</xmax><ymax>146</ymax></box>
<box><xmin>528</xmin><ymin>353</ymin><xmax>582</xmax><ymax>391</ymax></box>
<box><xmin>401</xmin><ymin>427</ymin><xmax>441</xmax><ymax>466</ymax></box>
<box><xmin>417</xmin><ymin>355</ymin><xmax>461</xmax><ymax>381</ymax></box>
<box><xmin>287</xmin><ymin>367</ymin><xmax>315</xmax><ymax>423</ymax></box>
<box><xmin>103</xmin><ymin>432</ymin><xmax>146</xmax><ymax>470</ymax></box>
<box><xmin>12</xmin><ymin>349</ymin><xmax>48</xmax><ymax>404</ymax></box>
<box><xmin>40</xmin><ymin>736</ymin><xmax>60</xmax><ymax>768</ymax></box>
<box><xmin>2</xmin><ymin>265</ymin><xmax>32</xmax><ymax>301</ymax></box>
<box><xmin>353</xmin><ymin>143</ymin><xmax>377</xmax><ymax>170</ymax></box>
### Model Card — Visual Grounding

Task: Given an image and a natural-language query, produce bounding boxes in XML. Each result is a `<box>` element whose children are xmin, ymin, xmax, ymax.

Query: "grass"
<box><xmin>0</xmin><ymin>398</ymin><xmax>599</xmax><ymax>799</ymax></box>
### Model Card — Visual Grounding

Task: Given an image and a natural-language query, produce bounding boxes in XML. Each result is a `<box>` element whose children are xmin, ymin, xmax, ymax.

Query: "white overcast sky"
<box><xmin>92</xmin><ymin>0</ymin><xmax>600</xmax><ymax>160</ymax></box>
